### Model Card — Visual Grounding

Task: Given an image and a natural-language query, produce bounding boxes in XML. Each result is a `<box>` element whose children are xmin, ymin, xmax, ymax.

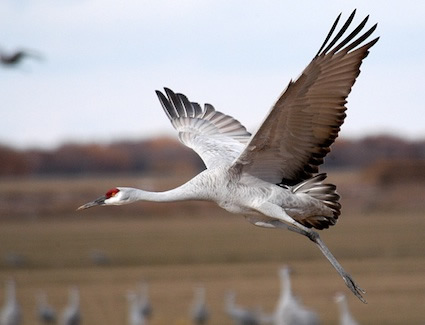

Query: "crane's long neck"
<box><xmin>37</xmin><ymin>292</ymin><xmax>48</xmax><ymax>307</ymax></box>
<box><xmin>5</xmin><ymin>280</ymin><xmax>16</xmax><ymax>304</ymax></box>
<box><xmin>69</xmin><ymin>288</ymin><xmax>79</xmax><ymax>309</ymax></box>
<box><xmin>125</xmin><ymin>186</ymin><xmax>199</xmax><ymax>203</ymax></box>
<box><xmin>195</xmin><ymin>287</ymin><xmax>206</xmax><ymax>304</ymax></box>
<box><xmin>124</xmin><ymin>175</ymin><xmax>210</xmax><ymax>203</ymax></box>
<box><xmin>225</xmin><ymin>293</ymin><xmax>236</xmax><ymax>312</ymax></box>
<box><xmin>337</xmin><ymin>297</ymin><xmax>350</xmax><ymax>319</ymax></box>
<box><xmin>275</xmin><ymin>268</ymin><xmax>292</xmax><ymax>314</ymax></box>
<box><xmin>131</xmin><ymin>188</ymin><xmax>190</xmax><ymax>202</ymax></box>
<box><xmin>281</xmin><ymin>268</ymin><xmax>292</xmax><ymax>299</ymax></box>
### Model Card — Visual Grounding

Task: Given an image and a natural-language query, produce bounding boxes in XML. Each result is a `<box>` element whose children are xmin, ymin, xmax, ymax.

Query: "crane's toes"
<box><xmin>343</xmin><ymin>274</ymin><xmax>367</xmax><ymax>304</ymax></box>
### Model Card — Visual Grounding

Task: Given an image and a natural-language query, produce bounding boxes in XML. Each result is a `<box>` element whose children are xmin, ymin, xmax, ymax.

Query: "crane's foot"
<box><xmin>342</xmin><ymin>271</ymin><xmax>367</xmax><ymax>304</ymax></box>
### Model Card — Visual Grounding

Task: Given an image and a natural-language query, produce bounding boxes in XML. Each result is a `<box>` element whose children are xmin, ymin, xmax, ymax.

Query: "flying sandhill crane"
<box><xmin>190</xmin><ymin>286</ymin><xmax>209</xmax><ymax>325</ymax></box>
<box><xmin>273</xmin><ymin>266</ymin><xmax>319</xmax><ymax>325</ymax></box>
<box><xmin>0</xmin><ymin>47</ymin><xmax>42</xmax><ymax>66</ymax></box>
<box><xmin>0</xmin><ymin>279</ymin><xmax>21</xmax><ymax>325</ymax></box>
<box><xmin>60</xmin><ymin>287</ymin><xmax>81</xmax><ymax>325</ymax></box>
<box><xmin>225</xmin><ymin>291</ymin><xmax>260</xmax><ymax>325</ymax></box>
<box><xmin>126</xmin><ymin>291</ymin><xmax>146</xmax><ymax>325</ymax></box>
<box><xmin>334</xmin><ymin>293</ymin><xmax>359</xmax><ymax>325</ymax></box>
<box><xmin>78</xmin><ymin>10</ymin><xmax>378</xmax><ymax>303</ymax></box>
<box><xmin>36</xmin><ymin>291</ymin><xmax>57</xmax><ymax>324</ymax></box>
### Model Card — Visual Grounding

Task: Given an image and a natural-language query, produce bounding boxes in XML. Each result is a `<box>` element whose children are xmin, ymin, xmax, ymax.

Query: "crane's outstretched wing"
<box><xmin>231</xmin><ymin>10</ymin><xmax>379</xmax><ymax>185</ymax></box>
<box><xmin>156</xmin><ymin>88</ymin><xmax>251</xmax><ymax>169</ymax></box>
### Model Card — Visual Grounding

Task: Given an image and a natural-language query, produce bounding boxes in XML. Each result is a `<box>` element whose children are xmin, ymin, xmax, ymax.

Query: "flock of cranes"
<box><xmin>0</xmin><ymin>268</ymin><xmax>360</xmax><ymax>325</ymax></box>
<box><xmin>0</xmin><ymin>280</ymin><xmax>81</xmax><ymax>325</ymax></box>
<box><xmin>222</xmin><ymin>266</ymin><xmax>359</xmax><ymax>325</ymax></box>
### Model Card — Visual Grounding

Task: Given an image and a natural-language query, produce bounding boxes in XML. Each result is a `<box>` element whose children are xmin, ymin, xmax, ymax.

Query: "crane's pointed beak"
<box><xmin>77</xmin><ymin>196</ymin><xmax>106</xmax><ymax>210</ymax></box>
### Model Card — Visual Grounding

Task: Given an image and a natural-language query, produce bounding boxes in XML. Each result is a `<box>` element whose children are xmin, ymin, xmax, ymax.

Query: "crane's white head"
<box><xmin>77</xmin><ymin>187</ymin><xmax>132</xmax><ymax>210</ymax></box>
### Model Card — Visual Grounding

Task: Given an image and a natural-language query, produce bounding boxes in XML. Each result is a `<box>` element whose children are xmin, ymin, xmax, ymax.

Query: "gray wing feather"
<box><xmin>156</xmin><ymin>88</ymin><xmax>252</xmax><ymax>168</ymax></box>
<box><xmin>231</xmin><ymin>10</ymin><xmax>379</xmax><ymax>185</ymax></box>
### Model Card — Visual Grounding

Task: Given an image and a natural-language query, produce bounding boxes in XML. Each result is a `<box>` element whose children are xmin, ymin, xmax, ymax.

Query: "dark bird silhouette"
<box><xmin>0</xmin><ymin>47</ymin><xmax>43</xmax><ymax>66</ymax></box>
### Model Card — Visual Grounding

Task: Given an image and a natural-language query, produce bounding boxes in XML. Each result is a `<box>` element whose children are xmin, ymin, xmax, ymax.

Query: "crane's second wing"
<box><xmin>231</xmin><ymin>10</ymin><xmax>379</xmax><ymax>185</ymax></box>
<box><xmin>156</xmin><ymin>88</ymin><xmax>252</xmax><ymax>169</ymax></box>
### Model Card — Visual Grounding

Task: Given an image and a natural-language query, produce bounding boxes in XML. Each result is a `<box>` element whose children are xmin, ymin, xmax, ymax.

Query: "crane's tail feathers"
<box><xmin>292</xmin><ymin>173</ymin><xmax>341</xmax><ymax>230</ymax></box>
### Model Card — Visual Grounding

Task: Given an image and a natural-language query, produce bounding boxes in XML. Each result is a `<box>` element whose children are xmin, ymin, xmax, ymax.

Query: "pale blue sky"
<box><xmin>1</xmin><ymin>1</ymin><xmax>424</xmax><ymax>149</ymax></box>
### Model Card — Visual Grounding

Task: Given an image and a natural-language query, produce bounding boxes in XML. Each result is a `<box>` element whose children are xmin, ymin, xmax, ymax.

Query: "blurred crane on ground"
<box><xmin>36</xmin><ymin>291</ymin><xmax>57</xmax><ymax>324</ymax></box>
<box><xmin>127</xmin><ymin>291</ymin><xmax>146</xmax><ymax>325</ymax></box>
<box><xmin>0</xmin><ymin>280</ymin><xmax>21</xmax><ymax>325</ymax></box>
<box><xmin>273</xmin><ymin>266</ymin><xmax>319</xmax><ymax>325</ymax></box>
<box><xmin>60</xmin><ymin>287</ymin><xmax>81</xmax><ymax>325</ymax></box>
<box><xmin>334</xmin><ymin>293</ymin><xmax>359</xmax><ymax>325</ymax></box>
<box><xmin>78</xmin><ymin>10</ymin><xmax>379</xmax><ymax>303</ymax></box>
<box><xmin>189</xmin><ymin>286</ymin><xmax>209</xmax><ymax>325</ymax></box>
<box><xmin>225</xmin><ymin>291</ymin><xmax>260</xmax><ymax>325</ymax></box>
<box><xmin>89</xmin><ymin>249</ymin><xmax>110</xmax><ymax>266</ymax></box>
<box><xmin>138</xmin><ymin>282</ymin><xmax>152</xmax><ymax>321</ymax></box>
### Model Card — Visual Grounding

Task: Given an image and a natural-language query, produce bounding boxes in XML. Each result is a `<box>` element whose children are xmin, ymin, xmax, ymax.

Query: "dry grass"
<box><xmin>0</xmin><ymin>173</ymin><xmax>425</xmax><ymax>324</ymax></box>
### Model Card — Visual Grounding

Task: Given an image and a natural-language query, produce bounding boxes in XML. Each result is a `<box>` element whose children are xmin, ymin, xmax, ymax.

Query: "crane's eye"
<box><xmin>105</xmin><ymin>188</ymin><xmax>120</xmax><ymax>199</ymax></box>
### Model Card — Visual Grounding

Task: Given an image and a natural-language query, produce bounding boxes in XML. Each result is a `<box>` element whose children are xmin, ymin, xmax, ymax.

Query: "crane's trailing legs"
<box><xmin>250</xmin><ymin>202</ymin><xmax>365</xmax><ymax>303</ymax></box>
<box><xmin>256</xmin><ymin>218</ymin><xmax>366</xmax><ymax>303</ymax></box>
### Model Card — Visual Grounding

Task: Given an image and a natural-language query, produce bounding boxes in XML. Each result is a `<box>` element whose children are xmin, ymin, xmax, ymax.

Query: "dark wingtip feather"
<box><xmin>163</xmin><ymin>87</ymin><xmax>174</xmax><ymax>95</ymax></box>
<box><xmin>330</xmin><ymin>15</ymin><xmax>369</xmax><ymax>53</ymax></box>
<box><xmin>315</xmin><ymin>12</ymin><xmax>342</xmax><ymax>57</ymax></box>
<box><xmin>319</xmin><ymin>10</ymin><xmax>357</xmax><ymax>56</ymax></box>
<box><xmin>177</xmin><ymin>93</ymin><xmax>196</xmax><ymax>118</ymax></box>
<box><xmin>155</xmin><ymin>89</ymin><xmax>175</xmax><ymax>120</ymax></box>
<box><xmin>315</xmin><ymin>9</ymin><xmax>378</xmax><ymax>58</ymax></box>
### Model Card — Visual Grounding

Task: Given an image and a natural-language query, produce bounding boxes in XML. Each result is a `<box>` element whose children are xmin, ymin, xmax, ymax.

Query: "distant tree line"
<box><xmin>0</xmin><ymin>137</ymin><xmax>203</xmax><ymax>176</ymax></box>
<box><xmin>325</xmin><ymin>135</ymin><xmax>425</xmax><ymax>168</ymax></box>
<box><xmin>1</xmin><ymin>135</ymin><xmax>424</xmax><ymax>176</ymax></box>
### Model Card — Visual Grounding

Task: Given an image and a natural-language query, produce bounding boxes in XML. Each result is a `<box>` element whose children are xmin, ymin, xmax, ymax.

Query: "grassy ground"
<box><xmin>0</xmin><ymin>173</ymin><xmax>424</xmax><ymax>324</ymax></box>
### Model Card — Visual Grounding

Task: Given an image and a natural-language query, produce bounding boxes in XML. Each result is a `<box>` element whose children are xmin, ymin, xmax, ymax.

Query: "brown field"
<box><xmin>0</xmin><ymin>172</ymin><xmax>425</xmax><ymax>324</ymax></box>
